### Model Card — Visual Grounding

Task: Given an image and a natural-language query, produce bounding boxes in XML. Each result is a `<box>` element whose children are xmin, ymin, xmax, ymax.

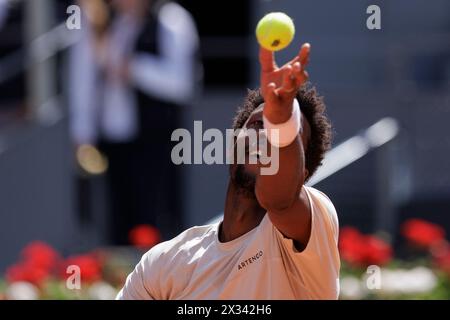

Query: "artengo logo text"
<box><xmin>238</xmin><ymin>250</ymin><xmax>263</xmax><ymax>271</ymax></box>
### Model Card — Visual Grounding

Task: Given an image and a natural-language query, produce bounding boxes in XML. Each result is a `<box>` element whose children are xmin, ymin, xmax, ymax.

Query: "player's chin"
<box><xmin>230</xmin><ymin>164</ymin><xmax>257</xmax><ymax>196</ymax></box>
<box><xmin>243</xmin><ymin>162</ymin><xmax>261</xmax><ymax>176</ymax></box>
<box><xmin>230</xmin><ymin>161</ymin><xmax>260</xmax><ymax>178</ymax></box>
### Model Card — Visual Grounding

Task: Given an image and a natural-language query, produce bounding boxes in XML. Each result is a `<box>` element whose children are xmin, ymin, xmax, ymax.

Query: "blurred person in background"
<box><xmin>68</xmin><ymin>0</ymin><xmax>200</xmax><ymax>244</ymax></box>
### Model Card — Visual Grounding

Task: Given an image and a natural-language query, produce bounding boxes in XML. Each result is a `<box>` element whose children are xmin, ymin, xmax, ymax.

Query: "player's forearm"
<box><xmin>255</xmin><ymin>137</ymin><xmax>305</xmax><ymax>212</ymax></box>
<box><xmin>255</xmin><ymin>96</ymin><xmax>305</xmax><ymax>212</ymax></box>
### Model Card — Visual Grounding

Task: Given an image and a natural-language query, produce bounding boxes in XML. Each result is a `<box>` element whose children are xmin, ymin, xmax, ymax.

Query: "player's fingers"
<box><xmin>292</xmin><ymin>62</ymin><xmax>308</xmax><ymax>86</ymax></box>
<box><xmin>296</xmin><ymin>70</ymin><xmax>309</xmax><ymax>87</ymax></box>
<box><xmin>292</xmin><ymin>61</ymin><xmax>301</xmax><ymax>74</ymax></box>
<box><xmin>265</xmin><ymin>82</ymin><xmax>278</xmax><ymax>104</ymax></box>
<box><xmin>298</xmin><ymin>43</ymin><xmax>310</xmax><ymax>67</ymax></box>
<box><xmin>287</xmin><ymin>43</ymin><xmax>310</xmax><ymax>67</ymax></box>
<box><xmin>259</xmin><ymin>47</ymin><xmax>277</xmax><ymax>72</ymax></box>
<box><xmin>282</xmin><ymin>65</ymin><xmax>295</xmax><ymax>90</ymax></box>
<box><xmin>278</xmin><ymin>65</ymin><xmax>297</xmax><ymax>97</ymax></box>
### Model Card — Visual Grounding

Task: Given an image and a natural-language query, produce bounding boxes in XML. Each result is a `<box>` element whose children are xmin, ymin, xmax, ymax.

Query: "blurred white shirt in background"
<box><xmin>69</xmin><ymin>2</ymin><xmax>199</xmax><ymax>145</ymax></box>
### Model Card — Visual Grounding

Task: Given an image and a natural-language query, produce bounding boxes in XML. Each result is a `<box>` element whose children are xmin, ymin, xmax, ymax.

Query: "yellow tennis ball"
<box><xmin>256</xmin><ymin>12</ymin><xmax>295</xmax><ymax>51</ymax></box>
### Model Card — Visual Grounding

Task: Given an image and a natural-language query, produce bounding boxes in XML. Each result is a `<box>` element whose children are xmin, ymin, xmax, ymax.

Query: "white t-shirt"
<box><xmin>116</xmin><ymin>186</ymin><xmax>340</xmax><ymax>300</ymax></box>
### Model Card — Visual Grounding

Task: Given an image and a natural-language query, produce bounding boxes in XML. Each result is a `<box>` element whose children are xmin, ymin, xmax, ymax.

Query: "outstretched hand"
<box><xmin>259</xmin><ymin>43</ymin><xmax>310</xmax><ymax>124</ymax></box>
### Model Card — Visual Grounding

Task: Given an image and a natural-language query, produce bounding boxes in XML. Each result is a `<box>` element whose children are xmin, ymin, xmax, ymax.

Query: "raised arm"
<box><xmin>255</xmin><ymin>43</ymin><xmax>312</xmax><ymax>250</ymax></box>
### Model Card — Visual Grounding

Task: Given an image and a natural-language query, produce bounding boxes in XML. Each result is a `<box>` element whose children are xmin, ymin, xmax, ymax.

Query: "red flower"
<box><xmin>339</xmin><ymin>227</ymin><xmax>392</xmax><ymax>267</ymax></box>
<box><xmin>339</xmin><ymin>227</ymin><xmax>366</xmax><ymax>266</ymax></box>
<box><xmin>129</xmin><ymin>224</ymin><xmax>161</xmax><ymax>249</ymax></box>
<box><xmin>21</xmin><ymin>241</ymin><xmax>60</xmax><ymax>271</ymax></box>
<box><xmin>401</xmin><ymin>218</ymin><xmax>446</xmax><ymax>249</ymax></box>
<box><xmin>62</xmin><ymin>254</ymin><xmax>102</xmax><ymax>283</ymax></box>
<box><xmin>6</xmin><ymin>262</ymin><xmax>49</xmax><ymax>286</ymax></box>
<box><xmin>364</xmin><ymin>235</ymin><xmax>393</xmax><ymax>266</ymax></box>
<box><xmin>5</xmin><ymin>241</ymin><xmax>60</xmax><ymax>286</ymax></box>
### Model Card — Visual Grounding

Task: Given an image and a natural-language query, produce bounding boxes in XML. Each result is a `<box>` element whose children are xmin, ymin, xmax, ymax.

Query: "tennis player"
<box><xmin>117</xmin><ymin>43</ymin><xmax>340</xmax><ymax>299</ymax></box>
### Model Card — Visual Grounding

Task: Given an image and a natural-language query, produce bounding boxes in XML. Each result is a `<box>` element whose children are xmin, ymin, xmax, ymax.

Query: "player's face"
<box><xmin>230</xmin><ymin>105</ymin><xmax>311</xmax><ymax>193</ymax></box>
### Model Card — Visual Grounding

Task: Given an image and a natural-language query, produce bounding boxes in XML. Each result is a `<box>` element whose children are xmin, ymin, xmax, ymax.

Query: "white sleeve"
<box><xmin>116</xmin><ymin>251</ymin><xmax>158</xmax><ymax>300</ymax></box>
<box><xmin>314</xmin><ymin>190</ymin><xmax>339</xmax><ymax>244</ymax></box>
<box><xmin>129</xmin><ymin>3</ymin><xmax>199</xmax><ymax>104</ymax></box>
<box><xmin>269</xmin><ymin>188</ymin><xmax>340</xmax><ymax>299</ymax></box>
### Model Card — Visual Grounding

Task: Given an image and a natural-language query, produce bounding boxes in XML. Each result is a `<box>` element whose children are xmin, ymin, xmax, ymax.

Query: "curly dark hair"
<box><xmin>232</xmin><ymin>84</ymin><xmax>332</xmax><ymax>182</ymax></box>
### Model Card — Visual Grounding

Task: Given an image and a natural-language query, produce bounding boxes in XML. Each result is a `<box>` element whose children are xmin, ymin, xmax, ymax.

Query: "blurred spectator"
<box><xmin>68</xmin><ymin>0</ymin><xmax>200</xmax><ymax>244</ymax></box>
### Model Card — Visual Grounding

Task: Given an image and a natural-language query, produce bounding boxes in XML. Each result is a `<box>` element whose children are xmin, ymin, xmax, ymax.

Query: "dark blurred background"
<box><xmin>0</xmin><ymin>0</ymin><xmax>449</xmax><ymax>277</ymax></box>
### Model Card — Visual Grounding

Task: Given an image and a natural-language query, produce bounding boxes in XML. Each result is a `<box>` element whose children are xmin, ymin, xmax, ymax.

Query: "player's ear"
<box><xmin>304</xmin><ymin>168</ymin><xmax>309</xmax><ymax>181</ymax></box>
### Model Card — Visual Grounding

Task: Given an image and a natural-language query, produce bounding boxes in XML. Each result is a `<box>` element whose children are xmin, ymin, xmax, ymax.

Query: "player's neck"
<box><xmin>220</xmin><ymin>183</ymin><xmax>266</xmax><ymax>243</ymax></box>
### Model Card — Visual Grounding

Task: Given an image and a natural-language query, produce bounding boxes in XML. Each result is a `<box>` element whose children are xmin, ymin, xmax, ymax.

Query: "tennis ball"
<box><xmin>256</xmin><ymin>12</ymin><xmax>295</xmax><ymax>51</ymax></box>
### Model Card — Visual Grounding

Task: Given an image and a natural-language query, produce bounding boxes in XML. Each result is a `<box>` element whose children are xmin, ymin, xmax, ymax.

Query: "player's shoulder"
<box><xmin>141</xmin><ymin>223</ymin><xmax>217</xmax><ymax>265</ymax></box>
<box><xmin>304</xmin><ymin>186</ymin><xmax>339</xmax><ymax>240</ymax></box>
<box><xmin>304</xmin><ymin>186</ymin><xmax>336</xmax><ymax>214</ymax></box>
